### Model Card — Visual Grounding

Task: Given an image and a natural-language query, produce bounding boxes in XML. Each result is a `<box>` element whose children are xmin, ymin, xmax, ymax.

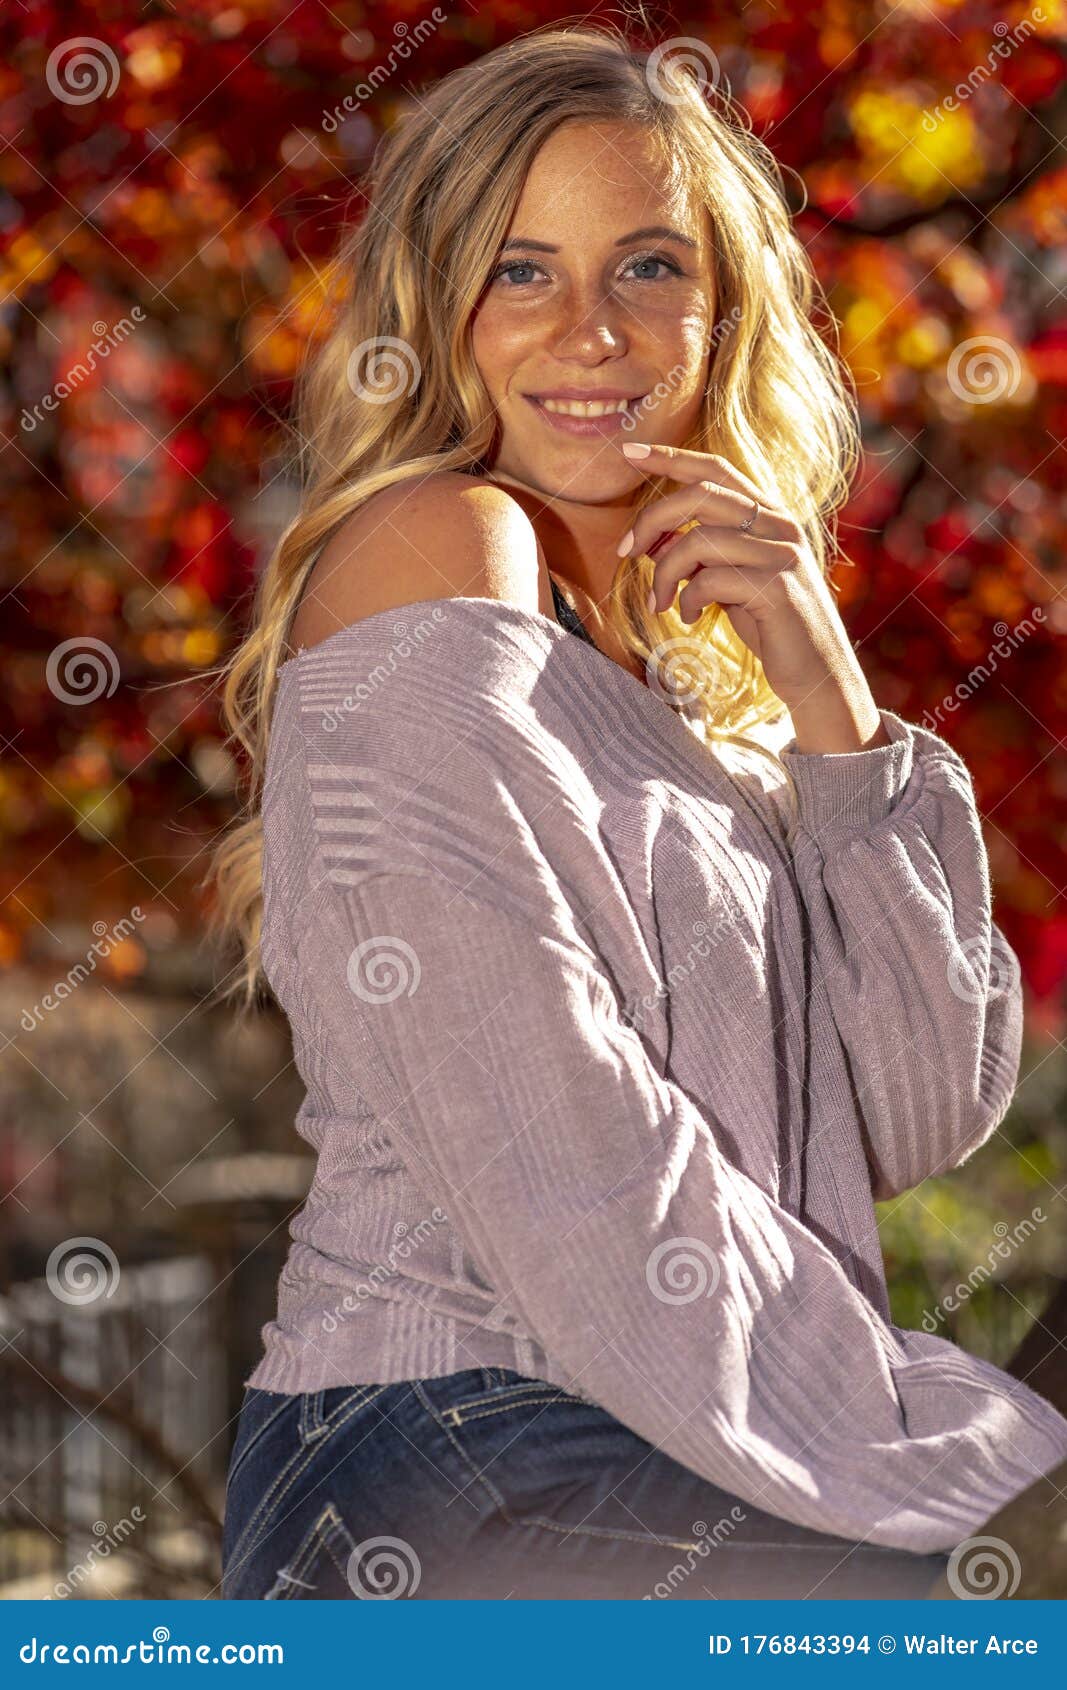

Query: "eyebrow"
<box><xmin>498</xmin><ymin>224</ymin><xmax>699</xmax><ymax>255</ymax></box>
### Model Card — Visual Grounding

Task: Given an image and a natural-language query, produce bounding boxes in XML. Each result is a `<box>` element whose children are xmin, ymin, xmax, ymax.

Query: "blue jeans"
<box><xmin>220</xmin><ymin>1367</ymin><xmax>949</xmax><ymax>1600</ymax></box>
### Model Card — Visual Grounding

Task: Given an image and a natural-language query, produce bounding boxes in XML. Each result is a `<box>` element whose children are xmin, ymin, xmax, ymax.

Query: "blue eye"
<box><xmin>490</xmin><ymin>260</ymin><xmax>546</xmax><ymax>287</ymax></box>
<box><xmin>488</xmin><ymin>251</ymin><xmax>684</xmax><ymax>289</ymax></box>
<box><xmin>627</xmin><ymin>253</ymin><xmax>681</xmax><ymax>281</ymax></box>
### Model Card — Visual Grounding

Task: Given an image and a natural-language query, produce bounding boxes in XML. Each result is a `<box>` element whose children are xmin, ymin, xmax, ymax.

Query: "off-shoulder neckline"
<box><xmin>274</xmin><ymin>592</ymin><xmax>729</xmax><ymax>748</ymax></box>
<box><xmin>278</xmin><ymin>593</ymin><xmax>601</xmax><ymax>674</ymax></box>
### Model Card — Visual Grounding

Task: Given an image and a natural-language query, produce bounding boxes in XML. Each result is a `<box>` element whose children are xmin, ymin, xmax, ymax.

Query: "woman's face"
<box><xmin>471</xmin><ymin>118</ymin><xmax>717</xmax><ymax>506</ymax></box>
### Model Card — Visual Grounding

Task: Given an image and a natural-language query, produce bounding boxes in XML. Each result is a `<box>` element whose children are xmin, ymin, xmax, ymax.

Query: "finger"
<box><xmin>622</xmin><ymin>441</ymin><xmax>762</xmax><ymax>498</ymax></box>
<box><xmin>622</xmin><ymin>461</ymin><xmax>793</xmax><ymax>559</ymax></box>
<box><xmin>670</xmin><ymin>563</ymin><xmax>773</xmax><ymax>625</ymax></box>
<box><xmin>649</xmin><ymin>529</ymin><xmax>791</xmax><ymax>613</ymax></box>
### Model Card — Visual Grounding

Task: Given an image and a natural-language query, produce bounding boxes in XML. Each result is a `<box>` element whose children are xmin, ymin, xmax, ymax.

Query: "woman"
<box><xmin>208</xmin><ymin>25</ymin><xmax>1067</xmax><ymax>1600</ymax></box>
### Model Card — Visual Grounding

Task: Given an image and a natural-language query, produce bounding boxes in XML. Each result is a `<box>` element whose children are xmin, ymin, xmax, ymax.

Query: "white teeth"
<box><xmin>538</xmin><ymin>398</ymin><xmax>632</xmax><ymax>417</ymax></box>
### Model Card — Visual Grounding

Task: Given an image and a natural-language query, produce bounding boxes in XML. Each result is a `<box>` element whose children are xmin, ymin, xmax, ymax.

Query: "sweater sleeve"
<box><xmin>319</xmin><ymin>864</ymin><xmax>1066</xmax><ymax>1556</ymax></box>
<box><xmin>779</xmin><ymin>708</ymin><xmax>1025</xmax><ymax>1201</ymax></box>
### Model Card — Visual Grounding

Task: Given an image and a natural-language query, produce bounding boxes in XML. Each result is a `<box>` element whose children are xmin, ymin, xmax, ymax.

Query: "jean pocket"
<box><xmin>430</xmin><ymin>1375</ymin><xmax>708</xmax><ymax>1553</ymax></box>
<box><xmin>225</xmin><ymin>1389</ymin><xmax>298</xmax><ymax>1495</ymax></box>
<box><xmin>263</xmin><ymin>1501</ymin><xmax>359</xmax><ymax>1600</ymax></box>
<box><xmin>436</xmin><ymin>1372</ymin><xmax>594</xmax><ymax>1428</ymax></box>
<box><xmin>225</xmin><ymin>1382</ymin><xmax>393</xmax><ymax>1577</ymax></box>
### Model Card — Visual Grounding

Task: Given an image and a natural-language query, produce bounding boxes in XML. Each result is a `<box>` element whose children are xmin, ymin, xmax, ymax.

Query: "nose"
<box><xmin>550</xmin><ymin>288</ymin><xmax>629</xmax><ymax>363</ymax></box>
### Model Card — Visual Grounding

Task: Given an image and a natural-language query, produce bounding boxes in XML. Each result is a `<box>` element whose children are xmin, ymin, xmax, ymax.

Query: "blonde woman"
<box><xmin>210</xmin><ymin>25</ymin><xmax>1067</xmax><ymax>1601</ymax></box>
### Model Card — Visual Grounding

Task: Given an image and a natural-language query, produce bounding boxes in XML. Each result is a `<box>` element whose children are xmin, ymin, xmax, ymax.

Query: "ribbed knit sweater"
<box><xmin>247</xmin><ymin>593</ymin><xmax>1067</xmax><ymax>1554</ymax></box>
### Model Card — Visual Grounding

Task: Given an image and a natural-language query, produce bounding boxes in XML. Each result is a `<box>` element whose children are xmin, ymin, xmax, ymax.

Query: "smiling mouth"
<box><xmin>531</xmin><ymin>396</ymin><xmax>642</xmax><ymax>417</ymax></box>
<box><xmin>523</xmin><ymin>393</ymin><xmax>647</xmax><ymax>434</ymax></box>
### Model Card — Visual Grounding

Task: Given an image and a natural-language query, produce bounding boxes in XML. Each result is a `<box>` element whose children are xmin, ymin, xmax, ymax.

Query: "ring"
<box><xmin>738</xmin><ymin>496</ymin><xmax>760</xmax><ymax>533</ymax></box>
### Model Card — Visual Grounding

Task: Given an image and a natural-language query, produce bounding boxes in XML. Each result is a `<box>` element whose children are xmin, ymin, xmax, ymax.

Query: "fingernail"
<box><xmin>646</xmin><ymin>588</ymin><xmax>657</xmax><ymax>613</ymax></box>
<box><xmin>622</xmin><ymin>442</ymin><xmax>651</xmax><ymax>458</ymax></box>
<box><xmin>617</xmin><ymin>529</ymin><xmax>634</xmax><ymax>557</ymax></box>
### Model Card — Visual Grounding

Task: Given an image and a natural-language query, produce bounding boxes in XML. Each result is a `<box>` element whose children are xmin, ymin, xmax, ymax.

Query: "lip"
<box><xmin>526</xmin><ymin>387</ymin><xmax>644</xmax><ymax>401</ymax></box>
<box><xmin>524</xmin><ymin>391</ymin><xmax>645</xmax><ymax>438</ymax></box>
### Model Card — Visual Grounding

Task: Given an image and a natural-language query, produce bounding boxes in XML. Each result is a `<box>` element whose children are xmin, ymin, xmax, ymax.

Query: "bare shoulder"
<box><xmin>286</xmin><ymin>471</ymin><xmax>551</xmax><ymax>658</ymax></box>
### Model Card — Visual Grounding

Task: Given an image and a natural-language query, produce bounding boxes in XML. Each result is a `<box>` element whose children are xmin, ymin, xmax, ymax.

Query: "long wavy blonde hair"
<box><xmin>203</xmin><ymin>20</ymin><xmax>860</xmax><ymax>1011</ymax></box>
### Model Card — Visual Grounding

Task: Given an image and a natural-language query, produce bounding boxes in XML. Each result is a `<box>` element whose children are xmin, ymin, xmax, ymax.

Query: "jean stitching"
<box><xmin>505</xmin><ymin>1509</ymin><xmax>705</xmax><ymax>1551</ymax></box>
<box><xmin>411</xmin><ymin>1379</ymin><xmax>509</xmax><ymax>1514</ymax></box>
<box><xmin>265</xmin><ymin>1509</ymin><xmax>331</xmax><ymax>1600</ymax></box>
<box><xmin>443</xmin><ymin>1379</ymin><xmax>588</xmax><ymax>1419</ymax></box>
<box><xmin>227</xmin><ymin>1385</ymin><xmax>389</xmax><ymax>1571</ymax></box>
<box><xmin>299</xmin><ymin>1391</ymin><xmax>327</xmax><ymax>1442</ymax></box>
<box><xmin>289</xmin><ymin>1502</ymin><xmax>355</xmax><ymax>1591</ymax></box>
<box><xmin>225</xmin><ymin>1396</ymin><xmax>298</xmax><ymax>1494</ymax></box>
<box><xmin>448</xmin><ymin>1395</ymin><xmax>584</xmax><ymax>1426</ymax></box>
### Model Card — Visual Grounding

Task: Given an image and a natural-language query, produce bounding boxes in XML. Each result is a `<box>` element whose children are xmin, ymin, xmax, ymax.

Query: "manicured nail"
<box><xmin>646</xmin><ymin>588</ymin><xmax>657</xmax><ymax>613</ymax></box>
<box><xmin>622</xmin><ymin>441</ymin><xmax>651</xmax><ymax>458</ymax></box>
<box><xmin>617</xmin><ymin>529</ymin><xmax>634</xmax><ymax>557</ymax></box>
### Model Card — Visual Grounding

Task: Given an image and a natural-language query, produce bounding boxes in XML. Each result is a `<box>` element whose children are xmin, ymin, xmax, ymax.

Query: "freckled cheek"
<box><xmin>471</xmin><ymin>307</ymin><xmax>542</xmax><ymax>402</ymax></box>
<box><xmin>637</xmin><ymin>306</ymin><xmax>712</xmax><ymax>407</ymax></box>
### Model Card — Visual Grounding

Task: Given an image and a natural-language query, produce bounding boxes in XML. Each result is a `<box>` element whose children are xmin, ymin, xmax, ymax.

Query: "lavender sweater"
<box><xmin>248</xmin><ymin>594</ymin><xmax>1067</xmax><ymax>1553</ymax></box>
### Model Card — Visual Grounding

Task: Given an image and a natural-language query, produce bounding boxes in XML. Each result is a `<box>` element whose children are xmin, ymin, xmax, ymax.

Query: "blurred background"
<box><xmin>0</xmin><ymin>0</ymin><xmax>1065</xmax><ymax>1600</ymax></box>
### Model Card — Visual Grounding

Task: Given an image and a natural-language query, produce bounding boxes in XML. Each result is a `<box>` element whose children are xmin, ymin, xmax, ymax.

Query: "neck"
<box><xmin>482</xmin><ymin>469</ymin><xmax>631</xmax><ymax>613</ymax></box>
